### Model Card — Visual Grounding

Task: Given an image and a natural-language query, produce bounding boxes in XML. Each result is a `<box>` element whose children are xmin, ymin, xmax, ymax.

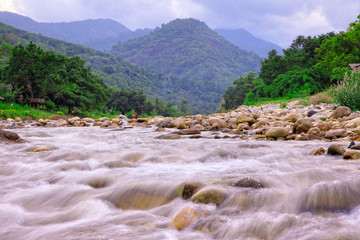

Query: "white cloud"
<box><xmin>2</xmin><ymin>0</ymin><xmax>360</xmax><ymax>48</ymax></box>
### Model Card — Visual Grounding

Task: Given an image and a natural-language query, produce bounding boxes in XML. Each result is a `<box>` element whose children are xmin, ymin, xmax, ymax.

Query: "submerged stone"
<box><xmin>169</xmin><ymin>207</ymin><xmax>199</xmax><ymax>230</ymax></box>
<box><xmin>191</xmin><ymin>186</ymin><xmax>227</xmax><ymax>206</ymax></box>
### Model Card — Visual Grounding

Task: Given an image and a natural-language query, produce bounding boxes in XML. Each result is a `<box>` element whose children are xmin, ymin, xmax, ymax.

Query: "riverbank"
<box><xmin>2</xmin><ymin>101</ymin><xmax>360</xmax><ymax>159</ymax></box>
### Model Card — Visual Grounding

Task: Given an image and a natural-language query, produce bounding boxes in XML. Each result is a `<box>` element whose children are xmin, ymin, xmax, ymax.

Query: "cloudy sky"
<box><xmin>1</xmin><ymin>0</ymin><xmax>360</xmax><ymax>48</ymax></box>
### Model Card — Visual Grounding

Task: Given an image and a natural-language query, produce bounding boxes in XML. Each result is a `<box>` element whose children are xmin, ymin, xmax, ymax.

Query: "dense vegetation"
<box><xmin>110</xmin><ymin>18</ymin><xmax>262</xmax><ymax>113</ymax></box>
<box><xmin>223</xmin><ymin>15</ymin><xmax>360</xmax><ymax>110</ymax></box>
<box><xmin>0</xmin><ymin>40</ymin><xmax>188</xmax><ymax>117</ymax></box>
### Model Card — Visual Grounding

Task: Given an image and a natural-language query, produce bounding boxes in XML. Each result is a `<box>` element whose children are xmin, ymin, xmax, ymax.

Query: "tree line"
<box><xmin>222</xmin><ymin>15</ymin><xmax>360</xmax><ymax>109</ymax></box>
<box><xmin>0</xmin><ymin>41</ymin><xmax>189</xmax><ymax>117</ymax></box>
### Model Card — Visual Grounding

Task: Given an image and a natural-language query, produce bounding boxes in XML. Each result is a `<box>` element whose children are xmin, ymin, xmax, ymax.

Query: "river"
<box><xmin>1</xmin><ymin>126</ymin><xmax>360</xmax><ymax>240</ymax></box>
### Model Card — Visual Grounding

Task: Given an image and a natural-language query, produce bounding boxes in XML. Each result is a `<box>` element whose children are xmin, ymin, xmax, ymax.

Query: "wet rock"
<box><xmin>109</xmin><ymin>186</ymin><xmax>174</xmax><ymax>210</ymax></box>
<box><xmin>155</xmin><ymin>127</ymin><xmax>165</xmax><ymax>132</ymax></box>
<box><xmin>156</xmin><ymin>134</ymin><xmax>181</xmax><ymax>140</ymax></box>
<box><xmin>1</xmin><ymin>130</ymin><xmax>20</xmax><ymax>141</ymax></box>
<box><xmin>293</xmin><ymin>118</ymin><xmax>314</xmax><ymax>134</ymax></box>
<box><xmin>283</xmin><ymin>112</ymin><xmax>299</xmax><ymax>123</ymax></box>
<box><xmin>179</xmin><ymin>182</ymin><xmax>204</xmax><ymax>200</ymax></box>
<box><xmin>111</xmin><ymin>118</ymin><xmax>121</xmax><ymax>125</ymax></box>
<box><xmin>191</xmin><ymin>186</ymin><xmax>227</xmax><ymax>206</ymax></box>
<box><xmin>159</xmin><ymin>121</ymin><xmax>171</xmax><ymax>128</ymax></box>
<box><xmin>232</xmin><ymin>177</ymin><xmax>264</xmax><ymax>189</ymax></box>
<box><xmin>312</xmin><ymin>147</ymin><xmax>325</xmax><ymax>155</ymax></box>
<box><xmin>325</xmin><ymin>129</ymin><xmax>346</xmax><ymax>139</ymax></box>
<box><xmin>265</xmin><ymin>127</ymin><xmax>289</xmax><ymax>139</ymax></box>
<box><xmin>327</xmin><ymin>144</ymin><xmax>346</xmax><ymax>155</ymax></box>
<box><xmin>331</xmin><ymin>106</ymin><xmax>351</xmax><ymax>119</ymax></box>
<box><xmin>174</xmin><ymin>129</ymin><xmax>201</xmax><ymax>135</ymax></box>
<box><xmin>343</xmin><ymin>150</ymin><xmax>360</xmax><ymax>160</ymax></box>
<box><xmin>30</xmin><ymin>145</ymin><xmax>52</xmax><ymax>152</ymax></box>
<box><xmin>169</xmin><ymin>207</ymin><xmax>199</xmax><ymax>230</ymax></box>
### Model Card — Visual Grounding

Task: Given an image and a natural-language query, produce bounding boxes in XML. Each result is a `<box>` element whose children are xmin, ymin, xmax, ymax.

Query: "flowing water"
<box><xmin>1</xmin><ymin>126</ymin><xmax>360</xmax><ymax>240</ymax></box>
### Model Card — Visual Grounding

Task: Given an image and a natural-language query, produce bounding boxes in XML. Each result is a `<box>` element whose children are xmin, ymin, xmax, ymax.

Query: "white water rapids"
<box><xmin>1</xmin><ymin>126</ymin><xmax>360</xmax><ymax>240</ymax></box>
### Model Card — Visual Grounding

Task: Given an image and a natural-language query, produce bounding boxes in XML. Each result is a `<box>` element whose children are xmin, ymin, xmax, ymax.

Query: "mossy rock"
<box><xmin>191</xmin><ymin>186</ymin><xmax>227</xmax><ymax>206</ymax></box>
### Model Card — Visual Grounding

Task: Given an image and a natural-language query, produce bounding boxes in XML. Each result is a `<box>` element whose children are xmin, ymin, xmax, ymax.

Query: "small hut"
<box><xmin>29</xmin><ymin>98</ymin><xmax>45</xmax><ymax>108</ymax></box>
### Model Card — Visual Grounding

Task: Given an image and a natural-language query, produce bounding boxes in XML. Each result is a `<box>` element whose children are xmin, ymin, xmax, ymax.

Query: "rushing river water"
<box><xmin>1</xmin><ymin>126</ymin><xmax>360</xmax><ymax>240</ymax></box>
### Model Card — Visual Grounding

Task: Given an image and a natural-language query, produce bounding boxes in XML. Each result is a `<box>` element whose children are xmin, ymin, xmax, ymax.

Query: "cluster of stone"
<box><xmin>2</xmin><ymin>103</ymin><xmax>360</xmax><ymax>143</ymax></box>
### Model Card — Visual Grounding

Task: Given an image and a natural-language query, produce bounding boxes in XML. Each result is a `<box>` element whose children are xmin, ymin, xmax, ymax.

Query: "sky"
<box><xmin>1</xmin><ymin>0</ymin><xmax>360</xmax><ymax>48</ymax></box>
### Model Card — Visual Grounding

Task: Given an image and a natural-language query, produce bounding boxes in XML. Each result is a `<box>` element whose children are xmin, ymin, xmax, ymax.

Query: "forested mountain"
<box><xmin>110</xmin><ymin>18</ymin><xmax>262</xmax><ymax>111</ymax></box>
<box><xmin>214</xmin><ymin>28</ymin><xmax>283</xmax><ymax>58</ymax></box>
<box><xmin>0</xmin><ymin>22</ymin><xmax>228</xmax><ymax>114</ymax></box>
<box><xmin>0</xmin><ymin>11</ymin><xmax>151</xmax><ymax>51</ymax></box>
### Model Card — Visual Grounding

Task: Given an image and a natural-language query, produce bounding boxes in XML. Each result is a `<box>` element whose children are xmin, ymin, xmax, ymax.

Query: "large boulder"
<box><xmin>327</xmin><ymin>144</ymin><xmax>346</xmax><ymax>155</ymax></box>
<box><xmin>293</xmin><ymin>118</ymin><xmax>314</xmax><ymax>134</ymax></box>
<box><xmin>265</xmin><ymin>127</ymin><xmax>289</xmax><ymax>139</ymax></box>
<box><xmin>191</xmin><ymin>186</ymin><xmax>227</xmax><ymax>206</ymax></box>
<box><xmin>169</xmin><ymin>207</ymin><xmax>199</xmax><ymax>230</ymax></box>
<box><xmin>331</xmin><ymin>106</ymin><xmax>351</xmax><ymax>119</ymax></box>
<box><xmin>0</xmin><ymin>130</ymin><xmax>24</xmax><ymax>143</ymax></box>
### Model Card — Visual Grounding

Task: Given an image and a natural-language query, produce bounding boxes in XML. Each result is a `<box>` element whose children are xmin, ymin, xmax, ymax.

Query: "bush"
<box><xmin>299</xmin><ymin>91</ymin><xmax>333</xmax><ymax>106</ymax></box>
<box><xmin>332</xmin><ymin>71</ymin><xmax>360</xmax><ymax>110</ymax></box>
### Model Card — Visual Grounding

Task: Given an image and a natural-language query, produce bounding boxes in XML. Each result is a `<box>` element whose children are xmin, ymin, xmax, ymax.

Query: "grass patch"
<box><xmin>0</xmin><ymin>102</ymin><xmax>55</xmax><ymax>120</ymax></box>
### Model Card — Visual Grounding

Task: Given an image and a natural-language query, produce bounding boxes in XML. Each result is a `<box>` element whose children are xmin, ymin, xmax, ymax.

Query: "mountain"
<box><xmin>0</xmin><ymin>11</ymin><xmax>150</xmax><ymax>51</ymax></box>
<box><xmin>110</xmin><ymin>18</ymin><xmax>262</xmax><ymax>111</ymax></box>
<box><xmin>0</xmin><ymin>22</ymin><xmax>224</xmax><ymax>114</ymax></box>
<box><xmin>214</xmin><ymin>28</ymin><xmax>283</xmax><ymax>58</ymax></box>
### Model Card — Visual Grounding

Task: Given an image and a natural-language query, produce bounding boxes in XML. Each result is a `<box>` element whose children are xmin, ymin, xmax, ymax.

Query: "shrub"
<box><xmin>332</xmin><ymin>71</ymin><xmax>360</xmax><ymax>110</ymax></box>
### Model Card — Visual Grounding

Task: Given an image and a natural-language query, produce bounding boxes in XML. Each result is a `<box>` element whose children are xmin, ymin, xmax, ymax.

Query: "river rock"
<box><xmin>283</xmin><ymin>112</ymin><xmax>299</xmax><ymax>123</ymax></box>
<box><xmin>345</xmin><ymin>117</ymin><xmax>360</xmax><ymax>128</ymax></box>
<box><xmin>109</xmin><ymin>187</ymin><xmax>174</xmax><ymax>210</ymax></box>
<box><xmin>331</xmin><ymin>106</ymin><xmax>351</xmax><ymax>119</ymax></box>
<box><xmin>179</xmin><ymin>182</ymin><xmax>204</xmax><ymax>199</ymax></box>
<box><xmin>307</xmin><ymin>110</ymin><xmax>318</xmax><ymax>117</ymax></box>
<box><xmin>30</xmin><ymin>145</ymin><xmax>52</xmax><ymax>152</ymax></box>
<box><xmin>191</xmin><ymin>186</ymin><xmax>227</xmax><ymax>206</ymax></box>
<box><xmin>174</xmin><ymin>129</ymin><xmax>201</xmax><ymax>135</ymax></box>
<box><xmin>343</xmin><ymin>150</ymin><xmax>360</xmax><ymax>160</ymax></box>
<box><xmin>308</xmin><ymin>127</ymin><xmax>321</xmax><ymax>135</ymax></box>
<box><xmin>232</xmin><ymin>177</ymin><xmax>264</xmax><ymax>189</ymax></box>
<box><xmin>327</xmin><ymin>144</ymin><xmax>346</xmax><ymax>155</ymax></box>
<box><xmin>236</xmin><ymin>123</ymin><xmax>250</xmax><ymax>132</ymax></box>
<box><xmin>350</xmin><ymin>144</ymin><xmax>360</xmax><ymax>150</ymax></box>
<box><xmin>312</xmin><ymin>147</ymin><xmax>325</xmax><ymax>155</ymax></box>
<box><xmin>316</xmin><ymin>122</ymin><xmax>332</xmax><ymax>132</ymax></box>
<box><xmin>111</xmin><ymin>118</ymin><xmax>121</xmax><ymax>125</ymax></box>
<box><xmin>236</xmin><ymin>113</ymin><xmax>255</xmax><ymax>125</ymax></box>
<box><xmin>1</xmin><ymin>130</ymin><xmax>20</xmax><ymax>141</ymax></box>
<box><xmin>53</xmin><ymin>119</ymin><xmax>67</xmax><ymax>127</ymax></box>
<box><xmin>156</xmin><ymin>134</ymin><xmax>181</xmax><ymax>140</ymax></box>
<box><xmin>169</xmin><ymin>207</ymin><xmax>199</xmax><ymax>230</ymax></box>
<box><xmin>325</xmin><ymin>129</ymin><xmax>346</xmax><ymax>139</ymax></box>
<box><xmin>293</xmin><ymin>118</ymin><xmax>314</xmax><ymax>134</ymax></box>
<box><xmin>101</xmin><ymin>120</ymin><xmax>112</xmax><ymax>127</ymax></box>
<box><xmin>265</xmin><ymin>127</ymin><xmax>289</xmax><ymax>139</ymax></box>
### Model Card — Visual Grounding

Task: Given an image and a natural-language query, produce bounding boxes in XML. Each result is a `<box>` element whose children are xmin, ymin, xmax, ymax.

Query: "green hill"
<box><xmin>0</xmin><ymin>11</ymin><xmax>151</xmax><ymax>51</ymax></box>
<box><xmin>0</xmin><ymin>22</ymin><xmax>222</xmax><ymax>114</ymax></box>
<box><xmin>110</xmin><ymin>18</ymin><xmax>261</xmax><ymax>111</ymax></box>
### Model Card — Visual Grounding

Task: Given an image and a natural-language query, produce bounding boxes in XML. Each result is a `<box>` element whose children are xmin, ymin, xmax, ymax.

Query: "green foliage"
<box><xmin>316</xmin><ymin>15</ymin><xmax>360</xmax><ymax>73</ymax></box>
<box><xmin>0</xmin><ymin>42</ymin><xmax>111</xmax><ymax>114</ymax></box>
<box><xmin>331</xmin><ymin>71</ymin><xmax>360</xmax><ymax>110</ymax></box>
<box><xmin>222</xmin><ymin>72</ymin><xmax>257</xmax><ymax>109</ymax></box>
